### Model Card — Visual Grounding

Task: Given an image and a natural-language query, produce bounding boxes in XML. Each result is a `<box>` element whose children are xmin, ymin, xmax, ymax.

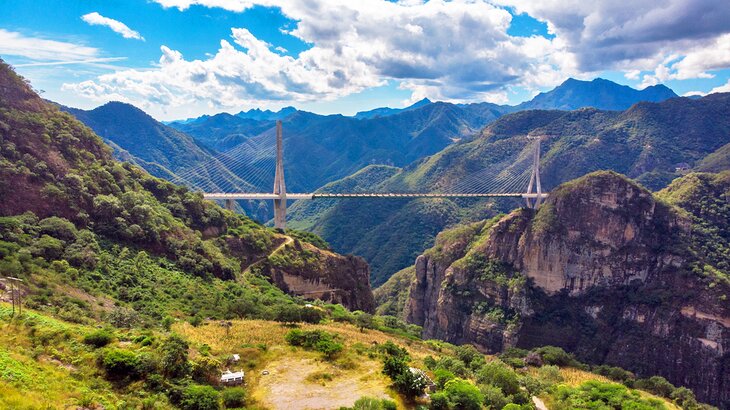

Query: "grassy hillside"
<box><xmin>0</xmin><ymin>304</ymin><xmax>699</xmax><ymax>410</ymax></box>
<box><xmin>0</xmin><ymin>58</ymin><xmax>377</xmax><ymax>325</ymax></box>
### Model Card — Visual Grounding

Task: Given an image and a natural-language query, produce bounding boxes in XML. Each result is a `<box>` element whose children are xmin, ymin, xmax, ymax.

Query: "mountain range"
<box><xmin>288</xmin><ymin>92</ymin><xmax>730</xmax><ymax>285</ymax></box>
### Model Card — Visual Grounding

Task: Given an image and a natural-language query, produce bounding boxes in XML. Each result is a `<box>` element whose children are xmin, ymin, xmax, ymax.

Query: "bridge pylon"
<box><xmin>524</xmin><ymin>135</ymin><xmax>544</xmax><ymax>209</ymax></box>
<box><xmin>273</xmin><ymin>120</ymin><xmax>287</xmax><ymax>230</ymax></box>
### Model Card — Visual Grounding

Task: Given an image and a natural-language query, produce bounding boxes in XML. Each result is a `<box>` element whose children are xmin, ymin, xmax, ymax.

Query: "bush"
<box><xmin>180</xmin><ymin>385</ymin><xmax>220</xmax><ymax>410</ymax></box>
<box><xmin>532</xmin><ymin>346</ymin><xmax>576</xmax><ymax>367</ymax></box>
<box><xmin>285</xmin><ymin>329</ymin><xmax>343</xmax><ymax>360</ymax></box>
<box><xmin>221</xmin><ymin>387</ymin><xmax>246</xmax><ymax>408</ymax></box>
<box><xmin>429</xmin><ymin>392</ymin><xmax>450</xmax><ymax>410</ymax></box>
<box><xmin>537</xmin><ymin>365</ymin><xmax>563</xmax><ymax>385</ymax></box>
<box><xmin>454</xmin><ymin>345</ymin><xmax>485</xmax><ymax>370</ymax></box>
<box><xmin>441</xmin><ymin>378</ymin><xmax>484</xmax><ymax>410</ymax></box>
<box><xmin>342</xmin><ymin>397</ymin><xmax>397</xmax><ymax>410</ymax></box>
<box><xmin>480</xmin><ymin>384</ymin><xmax>509</xmax><ymax>410</ymax></box>
<box><xmin>475</xmin><ymin>361</ymin><xmax>521</xmax><ymax>396</ymax></box>
<box><xmin>83</xmin><ymin>329</ymin><xmax>114</xmax><ymax>347</ymax></box>
<box><xmin>101</xmin><ymin>348</ymin><xmax>140</xmax><ymax>379</ymax></box>
<box><xmin>593</xmin><ymin>365</ymin><xmax>635</xmax><ymax>385</ymax></box>
<box><xmin>161</xmin><ymin>335</ymin><xmax>190</xmax><ymax>378</ymax></box>
<box><xmin>433</xmin><ymin>368</ymin><xmax>456</xmax><ymax>389</ymax></box>
<box><xmin>635</xmin><ymin>376</ymin><xmax>676</xmax><ymax>398</ymax></box>
<box><xmin>553</xmin><ymin>380</ymin><xmax>665</xmax><ymax>410</ymax></box>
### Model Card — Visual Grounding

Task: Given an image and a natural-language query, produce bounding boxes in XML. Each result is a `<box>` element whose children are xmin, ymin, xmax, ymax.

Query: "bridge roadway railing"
<box><xmin>203</xmin><ymin>192</ymin><xmax>548</xmax><ymax>200</ymax></box>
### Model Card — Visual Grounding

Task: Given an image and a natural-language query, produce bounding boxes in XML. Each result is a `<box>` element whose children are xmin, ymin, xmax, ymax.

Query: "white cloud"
<box><xmin>0</xmin><ymin>29</ymin><xmax>99</xmax><ymax>61</ymax></box>
<box><xmin>497</xmin><ymin>0</ymin><xmax>730</xmax><ymax>72</ymax></box>
<box><xmin>81</xmin><ymin>12</ymin><xmax>145</xmax><ymax>41</ymax></box>
<box><xmin>709</xmin><ymin>79</ymin><xmax>730</xmax><ymax>94</ymax></box>
<box><xmin>69</xmin><ymin>0</ymin><xmax>575</xmax><ymax>110</ymax></box>
<box><xmin>64</xmin><ymin>0</ymin><xmax>730</xmax><ymax>113</ymax></box>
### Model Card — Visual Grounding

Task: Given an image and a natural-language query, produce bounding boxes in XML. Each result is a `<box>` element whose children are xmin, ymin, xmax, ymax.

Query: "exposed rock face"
<box><xmin>406</xmin><ymin>172</ymin><xmax>730</xmax><ymax>407</ymax></box>
<box><xmin>262</xmin><ymin>238</ymin><xmax>376</xmax><ymax>312</ymax></box>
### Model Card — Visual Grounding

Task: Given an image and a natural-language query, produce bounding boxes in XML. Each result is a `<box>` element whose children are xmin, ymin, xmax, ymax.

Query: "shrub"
<box><xmin>475</xmin><ymin>361</ymin><xmax>521</xmax><ymax>396</ymax></box>
<box><xmin>553</xmin><ymin>380</ymin><xmax>666</xmax><ymax>410</ymax></box>
<box><xmin>433</xmin><ymin>368</ymin><xmax>456</xmax><ymax>389</ymax></box>
<box><xmin>441</xmin><ymin>378</ymin><xmax>484</xmax><ymax>410</ymax></box>
<box><xmin>537</xmin><ymin>365</ymin><xmax>563</xmax><ymax>385</ymax></box>
<box><xmin>635</xmin><ymin>376</ymin><xmax>676</xmax><ymax>398</ymax></box>
<box><xmin>221</xmin><ymin>387</ymin><xmax>246</xmax><ymax>408</ymax></box>
<box><xmin>285</xmin><ymin>329</ymin><xmax>343</xmax><ymax>360</ymax></box>
<box><xmin>532</xmin><ymin>346</ymin><xmax>576</xmax><ymax>367</ymax></box>
<box><xmin>355</xmin><ymin>312</ymin><xmax>375</xmax><ymax>331</ymax></box>
<box><xmin>593</xmin><ymin>365</ymin><xmax>635</xmax><ymax>385</ymax></box>
<box><xmin>180</xmin><ymin>384</ymin><xmax>220</xmax><ymax>410</ymax></box>
<box><xmin>480</xmin><ymin>384</ymin><xmax>509</xmax><ymax>410</ymax></box>
<box><xmin>454</xmin><ymin>345</ymin><xmax>485</xmax><ymax>369</ymax></box>
<box><xmin>161</xmin><ymin>335</ymin><xmax>190</xmax><ymax>378</ymax></box>
<box><xmin>83</xmin><ymin>329</ymin><xmax>114</xmax><ymax>347</ymax></box>
<box><xmin>429</xmin><ymin>392</ymin><xmax>450</xmax><ymax>410</ymax></box>
<box><xmin>101</xmin><ymin>348</ymin><xmax>140</xmax><ymax>379</ymax></box>
<box><xmin>343</xmin><ymin>397</ymin><xmax>397</xmax><ymax>410</ymax></box>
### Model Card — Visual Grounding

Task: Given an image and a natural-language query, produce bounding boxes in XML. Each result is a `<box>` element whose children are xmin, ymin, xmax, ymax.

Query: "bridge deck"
<box><xmin>203</xmin><ymin>192</ymin><xmax>548</xmax><ymax>200</ymax></box>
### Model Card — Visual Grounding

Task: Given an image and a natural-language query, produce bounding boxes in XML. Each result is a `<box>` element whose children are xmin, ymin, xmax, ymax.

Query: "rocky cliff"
<box><xmin>260</xmin><ymin>237</ymin><xmax>376</xmax><ymax>312</ymax></box>
<box><xmin>406</xmin><ymin>171</ymin><xmax>730</xmax><ymax>407</ymax></box>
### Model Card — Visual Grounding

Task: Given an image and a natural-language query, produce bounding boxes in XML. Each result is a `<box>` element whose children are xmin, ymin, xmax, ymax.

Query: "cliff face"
<box><xmin>406</xmin><ymin>171</ymin><xmax>730</xmax><ymax>407</ymax></box>
<box><xmin>262</xmin><ymin>238</ymin><xmax>376</xmax><ymax>312</ymax></box>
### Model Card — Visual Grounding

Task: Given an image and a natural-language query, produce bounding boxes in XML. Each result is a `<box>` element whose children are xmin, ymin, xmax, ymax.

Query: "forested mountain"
<box><xmin>516</xmin><ymin>78</ymin><xmax>678</xmax><ymax>111</ymax></box>
<box><xmin>0</xmin><ymin>60</ymin><xmax>375</xmax><ymax>325</ymax></box>
<box><xmin>353</xmin><ymin>97</ymin><xmax>433</xmax><ymax>119</ymax></box>
<box><xmin>289</xmin><ymin>93</ymin><xmax>730</xmax><ymax>285</ymax></box>
<box><xmin>62</xmin><ymin>102</ymin><xmax>248</xmax><ymax>192</ymax></box>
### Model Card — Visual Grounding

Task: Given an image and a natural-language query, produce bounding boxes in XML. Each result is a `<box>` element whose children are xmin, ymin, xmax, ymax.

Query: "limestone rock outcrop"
<box><xmin>406</xmin><ymin>171</ymin><xmax>730</xmax><ymax>407</ymax></box>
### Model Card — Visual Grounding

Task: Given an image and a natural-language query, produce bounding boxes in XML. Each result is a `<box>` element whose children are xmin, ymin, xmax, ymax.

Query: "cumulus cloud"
<box><xmin>81</xmin><ymin>12</ymin><xmax>145</xmax><ymax>41</ymax></box>
<box><xmin>67</xmin><ymin>0</ymin><xmax>575</xmax><ymax>110</ymax></box>
<box><xmin>0</xmin><ymin>29</ymin><xmax>99</xmax><ymax>61</ymax></box>
<box><xmin>497</xmin><ymin>0</ymin><xmax>730</xmax><ymax>72</ymax></box>
<box><xmin>64</xmin><ymin>0</ymin><xmax>730</xmax><ymax>112</ymax></box>
<box><xmin>709</xmin><ymin>79</ymin><xmax>730</xmax><ymax>94</ymax></box>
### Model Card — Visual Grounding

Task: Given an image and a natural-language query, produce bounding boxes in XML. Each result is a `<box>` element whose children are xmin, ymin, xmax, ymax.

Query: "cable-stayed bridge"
<box><xmin>169</xmin><ymin>121</ymin><xmax>547</xmax><ymax>229</ymax></box>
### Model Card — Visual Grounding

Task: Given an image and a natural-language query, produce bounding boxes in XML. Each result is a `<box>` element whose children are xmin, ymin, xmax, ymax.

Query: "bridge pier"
<box><xmin>525</xmin><ymin>136</ymin><xmax>544</xmax><ymax>209</ymax></box>
<box><xmin>225</xmin><ymin>199</ymin><xmax>234</xmax><ymax>211</ymax></box>
<box><xmin>273</xmin><ymin>120</ymin><xmax>287</xmax><ymax>230</ymax></box>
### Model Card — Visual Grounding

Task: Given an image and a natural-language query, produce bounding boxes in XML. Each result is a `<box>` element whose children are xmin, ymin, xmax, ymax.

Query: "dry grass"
<box><xmin>174</xmin><ymin>319</ymin><xmax>440</xmax><ymax>359</ymax></box>
<box><xmin>174</xmin><ymin>319</ymin><xmax>445</xmax><ymax>409</ymax></box>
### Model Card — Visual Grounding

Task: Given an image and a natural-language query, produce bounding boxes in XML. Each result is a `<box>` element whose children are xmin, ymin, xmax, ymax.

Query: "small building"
<box><xmin>221</xmin><ymin>370</ymin><xmax>244</xmax><ymax>385</ymax></box>
<box><xmin>409</xmin><ymin>367</ymin><xmax>436</xmax><ymax>392</ymax></box>
<box><xmin>675</xmin><ymin>162</ymin><xmax>691</xmax><ymax>174</ymax></box>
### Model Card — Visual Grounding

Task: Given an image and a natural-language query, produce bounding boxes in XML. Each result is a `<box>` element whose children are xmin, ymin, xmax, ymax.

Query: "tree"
<box><xmin>355</xmin><ymin>312</ymin><xmax>375</xmax><ymax>332</ymax></box>
<box><xmin>475</xmin><ymin>361</ymin><xmax>521</xmax><ymax>396</ymax></box>
<box><xmin>161</xmin><ymin>334</ymin><xmax>190</xmax><ymax>378</ymax></box>
<box><xmin>221</xmin><ymin>387</ymin><xmax>246</xmax><ymax>408</ymax></box>
<box><xmin>227</xmin><ymin>299</ymin><xmax>257</xmax><ymax>319</ymax></box>
<box><xmin>441</xmin><ymin>378</ymin><xmax>484</xmax><ymax>410</ymax></box>
<box><xmin>180</xmin><ymin>384</ymin><xmax>220</xmax><ymax>410</ymax></box>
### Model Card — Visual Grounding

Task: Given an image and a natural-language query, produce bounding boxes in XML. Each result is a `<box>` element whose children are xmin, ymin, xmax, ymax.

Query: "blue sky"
<box><xmin>1</xmin><ymin>0</ymin><xmax>729</xmax><ymax>120</ymax></box>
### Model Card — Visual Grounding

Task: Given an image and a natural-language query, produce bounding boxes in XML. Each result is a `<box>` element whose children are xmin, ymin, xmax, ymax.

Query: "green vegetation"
<box><xmin>338</xmin><ymin>396</ymin><xmax>397</xmax><ymax>410</ymax></box>
<box><xmin>658</xmin><ymin>172</ymin><xmax>730</xmax><ymax>291</ymax></box>
<box><xmin>551</xmin><ymin>380</ymin><xmax>666</xmax><ymax>409</ymax></box>
<box><xmin>285</xmin><ymin>329</ymin><xmax>344</xmax><ymax>360</ymax></box>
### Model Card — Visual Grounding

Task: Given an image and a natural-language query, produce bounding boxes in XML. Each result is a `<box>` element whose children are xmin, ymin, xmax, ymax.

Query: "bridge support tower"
<box><xmin>525</xmin><ymin>136</ymin><xmax>543</xmax><ymax>209</ymax></box>
<box><xmin>273</xmin><ymin>120</ymin><xmax>287</xmax><ymax>230</ymax></box>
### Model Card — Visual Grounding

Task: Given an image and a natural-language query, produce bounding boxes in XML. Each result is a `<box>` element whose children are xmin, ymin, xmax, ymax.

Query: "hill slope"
<box><xmin>0</xmin><ymin>59</ymin><xmax>374</xmax><ymax>319</ymax></box>
<box><xmin>63</xmin><ymin>102</ymin><xmax>248</xmax><ymax>192</ymax></box>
